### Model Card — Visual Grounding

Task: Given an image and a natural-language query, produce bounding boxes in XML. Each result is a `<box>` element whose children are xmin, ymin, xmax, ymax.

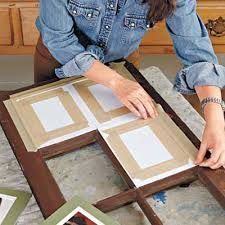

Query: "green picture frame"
<box><xmin>0</xmin><ymin>187</ymin><xmax>31</xmax><ymax>225</ymax></box>
<box><xmin>41</xmin><ymin>196</ymin><xmax>120</xmax><ymax>225</ymax></box>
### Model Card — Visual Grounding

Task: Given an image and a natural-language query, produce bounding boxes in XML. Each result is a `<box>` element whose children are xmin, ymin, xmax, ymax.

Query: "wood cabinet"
<box><xmin>0</xmin><ymin>1</ymin><xmax>39</xmax><ymax>54</ymax></box>
<box><xmin>0</xmin><ymin>8</ymin><xmax>12</xmax><ymax>46</ymax></box>
<box><xmin>20</xmin><ymin>7</ymin><xmax>39</xmax><ymax>46</ymax></box>
<box><xmin>0</xmin><ymin>0</ymin><xmax>224</xmax><ymax>55</ymax></box>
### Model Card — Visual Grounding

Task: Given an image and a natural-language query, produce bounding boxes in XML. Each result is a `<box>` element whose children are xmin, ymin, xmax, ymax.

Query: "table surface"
<box><xmin>0</xmin><ymin>66</ymin><xmax>224</xmax><ymax>225</ymax></box>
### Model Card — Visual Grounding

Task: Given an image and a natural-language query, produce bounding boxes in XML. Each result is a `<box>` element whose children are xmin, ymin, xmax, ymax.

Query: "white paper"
<box><xmin>88</xmin><ymin>84</ymin><xmax>123</xmax><ymax>112</ymax></box>
<box><xmin>120</xmin><ymin>126</ymin><xmax>173</xmax><ymax>169</ymax></box>
<box><xmin>57</xmin><ymin>206</ymin><xmax>104</xmax><ymax>225</ymax></box>
<box><xmin>97</xmin><ymin>112</ymin><xmax>138</xmax><ymax>130</ymax></box>
<box><xmin>133</xmin><ymin>160</ymin><xmax>195</xmax><ymax>187</ymax></box>
<box><xmin>40</xmin><ymin>126</ymin><xmax>96</xmax><ymax>148</ymax></box>
<box><xmin>32</xmin><ymin>97</ymin><xmax>74</xmax><ymax>132</ymax></box>
<box><xmin>0</xmin><ymin>194</ymin><xmax>17</xmax><ymax>224</ymax></box>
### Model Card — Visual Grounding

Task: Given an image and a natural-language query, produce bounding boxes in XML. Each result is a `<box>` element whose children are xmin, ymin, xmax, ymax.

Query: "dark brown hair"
<box><xmin>143</xmin><ymin>0</ymin><xmax>176</xmax><ymax>23</ymax></box>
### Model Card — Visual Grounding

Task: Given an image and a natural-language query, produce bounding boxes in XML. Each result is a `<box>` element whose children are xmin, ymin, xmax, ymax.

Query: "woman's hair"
<box><xmin>143</xmin><ymin>0</ymin><xmax>176</xmax><ymax>23</ymax></box>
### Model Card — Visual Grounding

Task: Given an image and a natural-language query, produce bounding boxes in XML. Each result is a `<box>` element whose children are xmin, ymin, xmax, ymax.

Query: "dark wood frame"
<box><xmin>0</xmin><ymin>61</ymin><xmax>224</xmax><ymax>225</ymax></box>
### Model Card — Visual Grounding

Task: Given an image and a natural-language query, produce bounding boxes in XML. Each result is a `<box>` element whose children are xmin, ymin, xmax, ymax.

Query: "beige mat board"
<box><xmin>8</xmin><ymin>88</ymin><xmax>89</xmax><ymax>150</ymax></box>
<box><xmin>4</xmin><ymin>62</ymin><xmax>132</xmax><ymax>152</ymax></box>
<box><xmin>73</xmin><ymin>80</ymin><xmax>129</xmax><ymax>123</ymax></box>
<box><xmin>10</xmin><ymin>77</ymin><xmax>86</xmax><ymax>100</ymax></box>
<box><xmin>101</xmin><ymin>105</ymin><xmax>197</xmax><ymax>181</ymax></box>
<box><xmin>4</xmin><ymin>100</ymin><xmax>37</xmax><ymax>152</ymax></box>
<box><xmin>5</xmin><ymin>62</ymin><xmax>192</xmax><ymax>159</ymax></box>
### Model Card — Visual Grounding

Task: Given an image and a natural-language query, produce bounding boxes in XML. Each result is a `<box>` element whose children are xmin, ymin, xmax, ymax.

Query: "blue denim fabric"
<box><xmin>36</xmin><ymin>0</ymin><xmax>225</xmax><ymax>94</ymax></box>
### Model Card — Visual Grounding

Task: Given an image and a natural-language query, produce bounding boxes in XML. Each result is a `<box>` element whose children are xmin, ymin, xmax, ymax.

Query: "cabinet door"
<box><xmin>0</xmin><ymin>8</ymin><xmax>12</xmax><ymax>46</ymax></box>
<box><xmin>20</xmin><ymin>7</ymin><xmax>39</xmax><ymax>46</ymax></box>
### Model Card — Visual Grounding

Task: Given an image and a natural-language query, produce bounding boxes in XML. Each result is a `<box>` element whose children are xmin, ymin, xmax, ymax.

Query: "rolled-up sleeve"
<box><xmin>37</xmin><ymin>0</ymin><xmax>104</xmax><ymax>78</ymax></box>
<box><xmin>166</xmin><ymin>0</ymin><xmax>225</xmax><ymax>94</ymax></box>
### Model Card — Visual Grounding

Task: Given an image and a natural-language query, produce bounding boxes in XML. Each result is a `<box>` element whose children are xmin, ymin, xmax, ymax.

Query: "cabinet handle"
<box><xmin>205</xmin><ymin>16</ymin><xmax>225</xmax><ymax>37</ymax></box>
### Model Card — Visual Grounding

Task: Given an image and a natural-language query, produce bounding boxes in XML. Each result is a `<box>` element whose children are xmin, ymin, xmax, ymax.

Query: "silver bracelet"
<box><xmin>201</xmin><ymin>97</ymin><xmax>225</xmax><ymax>112</ymax></box>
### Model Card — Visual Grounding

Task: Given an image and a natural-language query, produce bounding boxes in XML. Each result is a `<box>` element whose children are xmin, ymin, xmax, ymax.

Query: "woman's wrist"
<box><xmin>84</xmin><ymin>60</ymin><xmax>125</xmax><ymax>89</ymax></box>
<box><xmin>204</xmin><ymin>103</ymin><xmax>225</xmax><ymax>128</ymax></box>
<box><xmin>195</xmin><ymin>85</ymin><xmax>224</xmax><ymax>126</ymax></box>
<box><xmin>107</xmin><ymin>74</ymin><xmax>125</xmax><ymax>90</ymax></box>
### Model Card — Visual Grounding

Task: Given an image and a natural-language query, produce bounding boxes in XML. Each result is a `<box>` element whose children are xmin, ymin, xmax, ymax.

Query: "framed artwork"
<box><xmin>41</xmin><ymin>196</ymin><xmax>119</xmax><ymax>225</ymax></box>
<box><xmin>0</xmin><ymin>188</ymin><xmax>31</xmax><ymax>225</ymax></box>
<box><xmin>0</xmin><ymin>61</ymin><xmax>224</xmax><ymax>225</ymax></box>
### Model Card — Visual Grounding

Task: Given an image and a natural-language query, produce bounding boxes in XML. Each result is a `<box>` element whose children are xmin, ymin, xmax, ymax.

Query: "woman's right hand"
<box><xmin>108</xmin><ymin>76</ymin><xmax>158</xmax><ymax>119</ymax></box>
<box><xmin>84</xmin><ymin>60</ymin><xmax>158</xmax><ymax>119</ymax></box>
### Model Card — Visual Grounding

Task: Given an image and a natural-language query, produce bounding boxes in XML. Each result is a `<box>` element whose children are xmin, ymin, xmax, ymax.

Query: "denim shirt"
<box><xmin>36</xmin><ymin>0</ymin><xmax>225</xmax><ymax>94</ymax></box>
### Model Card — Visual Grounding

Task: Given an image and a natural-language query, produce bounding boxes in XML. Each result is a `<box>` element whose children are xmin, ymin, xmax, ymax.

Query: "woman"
<box><xmin>35</xmin><ymin>0</ymin><xmax>225</xmax><ymax>169</ymax></box>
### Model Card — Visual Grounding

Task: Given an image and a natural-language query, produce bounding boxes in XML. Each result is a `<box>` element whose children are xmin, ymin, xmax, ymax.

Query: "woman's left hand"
<box><xmin>195</xmin><ymin>122</ymin><xmax>225</xmax><ymax>169</ymax></box>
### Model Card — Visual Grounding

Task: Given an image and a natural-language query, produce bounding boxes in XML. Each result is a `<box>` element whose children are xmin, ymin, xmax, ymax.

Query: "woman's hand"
<box><xmin>195</xmin><ymin>101</ymin><xmax>225</xmax><ymax>169</ymax></box>
<box><xmin>109</xmin><ymin>77</ymin><xmax>158</xmax><ymax>119</ymax></box>
<box><xmin>195</xmin><ymin>122</ymin><xmax>225</xmax><ymax>169</ymax></box>
<box><xmin>84</xmin><ymin>60</ymin><xmax>157</xmax><ymax>119</ymax></box>
<box><xmin>195</xmin><ymin>86</ymin><xmax>225</xmax><ymax>169</ymax></box>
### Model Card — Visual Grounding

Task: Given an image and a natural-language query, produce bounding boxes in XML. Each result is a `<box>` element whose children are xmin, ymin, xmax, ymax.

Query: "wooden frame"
<box><xmin>0</xmin><ymin>62</ymin><xmax>225</xmax><ymax>225</ymax></box>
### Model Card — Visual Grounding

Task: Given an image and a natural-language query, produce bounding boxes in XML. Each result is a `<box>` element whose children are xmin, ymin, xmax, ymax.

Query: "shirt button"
<box><xmin>105</xmin><ymin>25</ymin><xmax>110</xmax><ymax>29</ymax></box>
<box><xmin>73</xmin><ymin>10</ymin><xmax>77</xmax><ymax>14</ymax></box>
<box><xmin>146</xmin><ymin>24</ymin><xmax>150</xmax><ymax>28</ymax></box>
<box><xmin>109</xmin><ymin>3</ymin><xmax>114</xmax><ymax>8</ymax></box>
<box><xmin>130</xmin><ymin>22</ymin><xmax>135</xmax><ymax>27</ymax></box>
<box><xmin>87</xmin><ymin>13</ymin><xmax>92</xmax><ymax>17</ymax></box>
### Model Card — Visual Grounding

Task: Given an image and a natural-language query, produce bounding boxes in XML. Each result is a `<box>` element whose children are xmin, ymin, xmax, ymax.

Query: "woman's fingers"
<box><xmin>195</xmin><ymin>142</ymin><xmax>207</xmax><ymax>165</ymax></box>
<box><xmin>210</xmin><ymin>152</ymin><xmax>225</xmax><ymax>169</ymax></box>
<box><xmin>116</xmin><ymin>81</ymin><xmax>158</xmax><ymax>119</ymax></box>
<box><xmin>139</xmin><ymin>91</ymin><xmax>158</xmax><ymax>117</ymax></box>
<box><xmin>131</xmin><ymin>98</ymin><xmax>148</xmax><ymax>119</ymax></box>
<box><xmin>123</xmin><ymin>100</ymin><xmax>141</xmax><ymax>117</ymax></box>
<box><xmin>149</xmin><ymin>98</ymin><xmax>158</xmax><ymax>117</ymax></box>
<box><xmin>199</xmin><ymin>148</ymin><xmax>222</xmax><ymax>167</ymax></box>
<box><xmin>137</xmin><ymin>97</ymin><xmax>156</xmax><ymax>118</ymax></box>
